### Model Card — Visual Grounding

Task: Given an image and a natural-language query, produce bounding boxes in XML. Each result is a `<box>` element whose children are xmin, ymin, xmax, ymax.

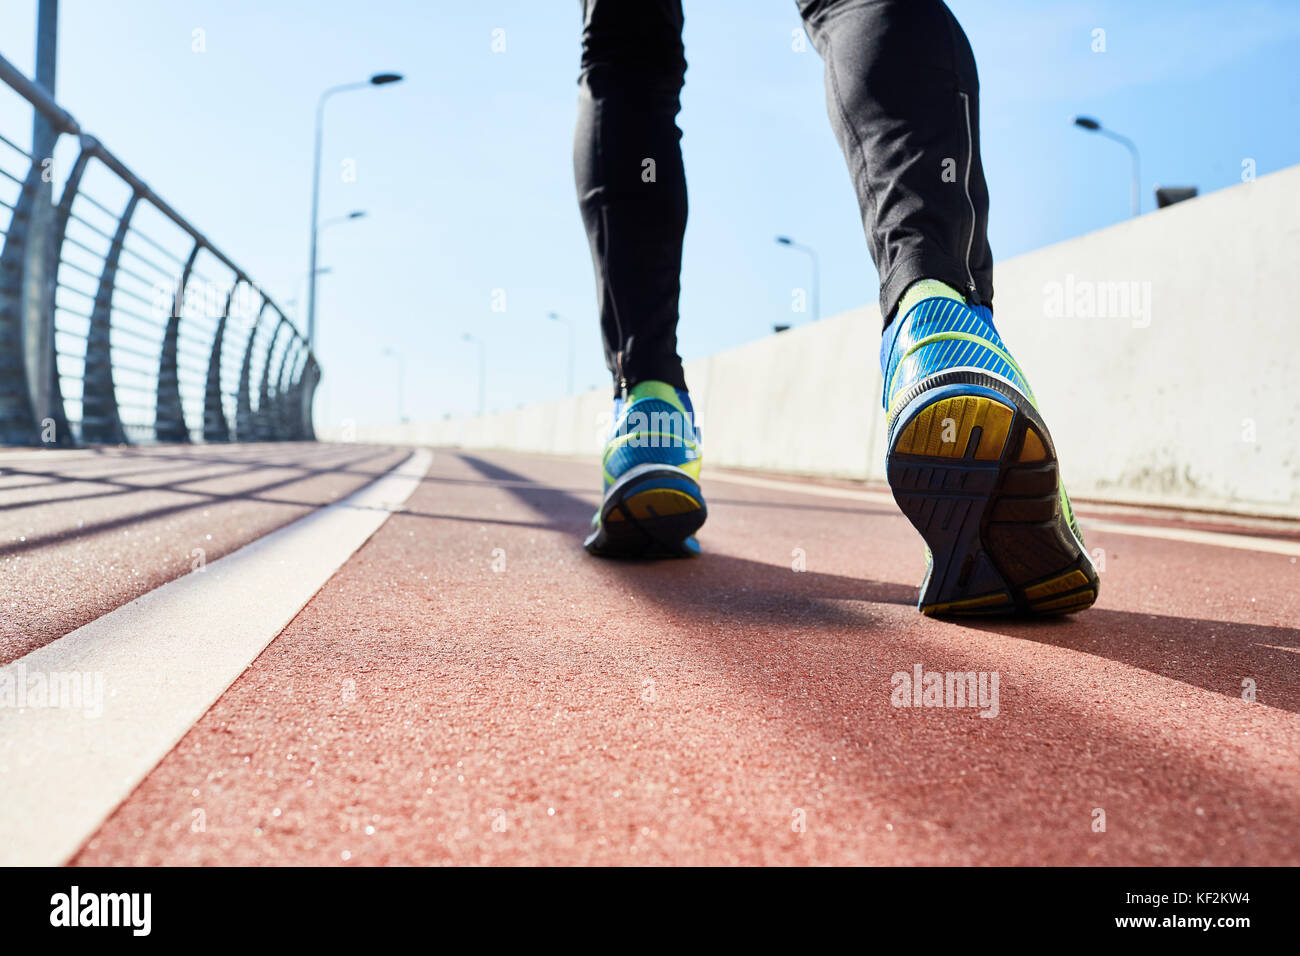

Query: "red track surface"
<box><xmin>5</xmin><ymin>444</ymin><xmax>1294</xmax><ymax>868</ymax></box>
<box><xmin>15</xmin><ymin>446</ymin><xmax>1299</xmax><ymax>865</ymax></box>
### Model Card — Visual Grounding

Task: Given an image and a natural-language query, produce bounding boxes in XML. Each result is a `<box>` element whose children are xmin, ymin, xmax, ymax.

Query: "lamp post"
<box><xmin>307</xmin><ymin>73</ymin><xmax>403</xmax><ymax>350</ymax></box>
<box><xmin>1072</xmin><ymin>115</ymin><xmax>1141</xmax><ymax>217</ymax></box>
<box><xmin>463</xmin><ymin>333</ymin><xmax>486</xmax><ymax>417</ymax></box>
<box><xmin>24</xmin><ymin>0</ymin><xmax>59</xmax><ymax>435</ymax></box>
<box><xmin>547</xmin><ymin>311</ymin><xmax>574</xmax><ymax>395</ymax></box>
<box><xmin>774</xmin><ymin>235</ymin><xmax>820</xmax><ymax>322</ymax></box>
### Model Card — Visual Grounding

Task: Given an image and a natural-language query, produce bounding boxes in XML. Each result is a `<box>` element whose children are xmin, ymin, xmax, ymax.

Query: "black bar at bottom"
<box><xmin>0</xmin><ymin>865</ymin><xmax>1285</xmax><ymax>943</ymax></box>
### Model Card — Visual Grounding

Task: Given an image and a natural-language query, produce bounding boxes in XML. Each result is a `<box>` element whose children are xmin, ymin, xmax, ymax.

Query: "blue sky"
<box><xmin>2</xmin><ymin>0</ymin><xmax>1298</xmax><ymax>428</ymax></box>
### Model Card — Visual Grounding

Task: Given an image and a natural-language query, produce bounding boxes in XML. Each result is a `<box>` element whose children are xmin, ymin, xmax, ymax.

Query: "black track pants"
<box><xmin>574</xmin><ymin>0</ymin><xmax>992</xmax><ymax>396</ymax></box>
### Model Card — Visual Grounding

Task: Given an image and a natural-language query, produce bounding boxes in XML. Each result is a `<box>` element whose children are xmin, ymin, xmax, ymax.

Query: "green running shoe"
<box><xmin>584</xmin><ymin>381</ymin><xmax>706</xmax><ymax>558</ymax></box>
<box><xmin>882</xmin><ymin>281</ymin><xmax>1098</xmax><ymax>616</ymax></box>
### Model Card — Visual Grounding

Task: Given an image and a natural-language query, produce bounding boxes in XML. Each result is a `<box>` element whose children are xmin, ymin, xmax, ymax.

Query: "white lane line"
<box><xmin>1083</xmin><ymin>519</ymin><xmax>1300</xmax><ymax>558</ymax></box>
<box><xmin>709</xmin><ymin>470</ymin><xmax>896</xmax><ymax>507</ymax></box>
<box><xmin>0</xmin><ymin>447</ymin><xmax>433</xmax><ymax>867</ymax></box>
<box><xmin>707</xmin><ymin>469</ymin><xmax>1300</xmax><ymax>557</ymax></box>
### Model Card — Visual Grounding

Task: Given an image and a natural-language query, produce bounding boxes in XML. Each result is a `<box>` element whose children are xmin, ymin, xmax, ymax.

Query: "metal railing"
<box><xmin>0</xmin><ymin>51</ymin><xmax>318</xmax><ymax>446</ymax></box>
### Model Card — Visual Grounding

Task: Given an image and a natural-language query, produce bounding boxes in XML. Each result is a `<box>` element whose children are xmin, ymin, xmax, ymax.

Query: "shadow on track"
<box><xmin>457</xmin><ymin>451</ymin><xmax>1300</xmax><ymax>714</ymax></box>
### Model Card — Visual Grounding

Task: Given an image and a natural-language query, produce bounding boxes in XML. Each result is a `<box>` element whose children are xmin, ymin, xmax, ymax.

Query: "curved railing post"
<box><xmin>81</xmin><ymin>189</ymin><xmax>139</xmax><ymax>444</ymax></box>
<box><xmin>299</xmin><ymin>355</ymin><xmax>320</xmax><ymax>441</ymax></box>
<box><xmin>254</xmin><ymin>315</ymin><xmax>285</xmax><ymax>440</ymax></box>
<box><xmin>155</xmin><ymin>242</ymin><xmax>199</xmax><ymax>442</ymax></box>
<box><xmin>285</xmin><ymin>346</ymin><xmax>309</xmax><ymax>440</ymax></box>
<box><xmin>38</xmin><ymin>142</ymin><xmax>97</xmax><ymax>446</ymax></box>
<box><xmin>0</xmin><ymin>159</ymin><xmax>41</xmax><ymax>444</ymax></box>
<box><xmin>287</xmin><ymin>340</ymin><xmax>310</xmax><ymax>439</ymax></box>
<box><xmin>271</xmin><ymin>335</ymin><xmax>300</xmax><ymax>440</ymax></box>
<box><xmin>203</xmin><ymin>277</ymin><xmax>241</xmax><ymax>442</ymax></box>
<box><xmin>235</xmin><ymin>299</ymin><xmax>269</xmax><ymax>441</ymax></box>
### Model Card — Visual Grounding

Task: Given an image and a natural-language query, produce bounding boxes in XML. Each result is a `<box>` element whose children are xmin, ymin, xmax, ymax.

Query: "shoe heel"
<box><xmin>886</xmin><ymin>379</ymin><xmax>1099</xmax><ymax>616</ymax></box>
<box><xmin>584</xmin><ymin>464</ymin><xmax>706</xmax><ymax>558</ymax></box>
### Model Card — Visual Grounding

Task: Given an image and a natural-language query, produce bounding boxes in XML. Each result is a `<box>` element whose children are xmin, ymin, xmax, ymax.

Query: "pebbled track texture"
<box><xmin>67</xmin><ymin>449</ymin><xmax>1300</xmax><ymax>866</ymax></box>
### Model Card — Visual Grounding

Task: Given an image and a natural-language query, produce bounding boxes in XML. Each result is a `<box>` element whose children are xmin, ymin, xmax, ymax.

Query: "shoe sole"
<box><xmin>584</xmin><ymin>463</ymin><xmax>706</xmax><ymax>558</ymax></box>
<box><xmin>885</xmin><ymin>369</ymin><xmax>1099</xmax><ymax>617</ymax></box>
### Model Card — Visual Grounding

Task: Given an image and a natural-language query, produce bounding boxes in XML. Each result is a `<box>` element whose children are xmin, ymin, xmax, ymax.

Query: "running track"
<box><xmin>3</xmin><ymin>443</ymin><xmax>1298</xmax><ymax>865</ymax></box>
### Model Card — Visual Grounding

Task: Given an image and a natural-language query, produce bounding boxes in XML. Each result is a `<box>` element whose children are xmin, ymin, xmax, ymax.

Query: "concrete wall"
<box><xmin>330</xmin><ymin>164</ymin><xmax>1300</xmax><ymax>518</ymax></box>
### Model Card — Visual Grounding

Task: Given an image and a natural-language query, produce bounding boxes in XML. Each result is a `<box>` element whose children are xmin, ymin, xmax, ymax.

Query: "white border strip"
<box><xmin>1082</xmin><ymin>519</ymin><xmax>1300</xmax><ymax>558</ymax></box>
<box><xmin>709</xmin><ymin>469</ymin><xmax>896</xmax><ymax>506</ymax></box>
<box><xmin>0</xmin><ymin>448</ymin><xmax>433</xmax><ymax>866</ymax></box>
<box><xmin>708</xmin><ymin>470</ymin><xmax>1300</xmax><ymax>557</ymax></box>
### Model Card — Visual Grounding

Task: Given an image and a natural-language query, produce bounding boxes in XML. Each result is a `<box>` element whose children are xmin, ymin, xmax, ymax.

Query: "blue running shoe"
<box><xmin>882</xmin><ymin>280</ymin><xmax>1098</xmax><ymax>616</ymax></box>
<box><xmin>584</xmin><ymin>380</ymin><xmax>706</xmax><ymax>558</ymax></box>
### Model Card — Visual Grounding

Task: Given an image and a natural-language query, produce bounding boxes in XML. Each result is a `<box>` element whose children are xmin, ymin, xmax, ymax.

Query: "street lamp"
<box><xmin>463</xmin><ymin>333</ymin><xmax>486</xmax><ymax>417</ymax></box>
<box><xmin>307</xmin><ymin>73</ymin><xmax>404</xmax><ymax>350</ymax></box>
<box><xmin>382</xmin><ymin>347</ymin><xmax>407</xmax><ymax>423</ymax></box>
<box><xmin>319</xmin><ymin>209</ymin><xmax>367</xmax><ymax>231</ymax></box>
<box><xmin>1072</xmin><ymin>115</ymin><xmax>1141</xmax><ymax>217</ymax></box>
<box><xmin>547</xmin><ymin>311</ymin><xmax>574</xmax><ymax>396</ymax></box>
<box><xmin>775</xmin><ymin>235</ymin><xmax>820</xmax><ymax>322</ymax></box>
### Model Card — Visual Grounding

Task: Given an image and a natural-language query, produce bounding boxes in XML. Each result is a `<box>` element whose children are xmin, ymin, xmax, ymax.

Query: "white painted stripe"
<box><xmin>707</xmin><ymin>469</ymin><xmax>1300</xmax><ymax>557</ymax></box>
<box><xmin>709</xmin><ymin>470</ymin><xmax>896</xmax><ymax>506</ymax></box>
<box><xmin>0</xmin><ymin>447</ymin><xmax>433</xmax><ymax>867</ymax></box>
<box><xmin>1083</xmin><ymin>519</ymin><xmax>1300</xmax><ymax>558</ymax></box>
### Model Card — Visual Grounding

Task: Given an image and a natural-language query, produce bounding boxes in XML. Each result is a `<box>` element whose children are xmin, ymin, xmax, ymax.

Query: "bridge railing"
<box><xmin>0</xmin><ymin>51</ymin><xmax>318</xmax><ymax>447</ymax></box>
